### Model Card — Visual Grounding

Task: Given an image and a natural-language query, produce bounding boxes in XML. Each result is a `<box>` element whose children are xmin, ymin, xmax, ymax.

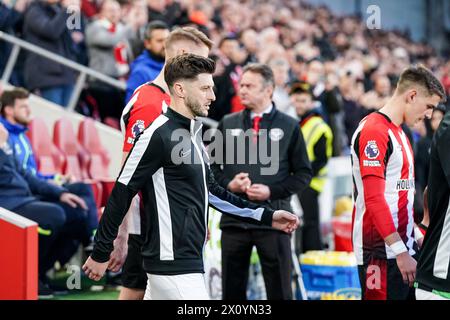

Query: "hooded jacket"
<box><xmin>125</xmin><ymin>50</ymin><xmax>164</xmax><ymax>103</ymax></box>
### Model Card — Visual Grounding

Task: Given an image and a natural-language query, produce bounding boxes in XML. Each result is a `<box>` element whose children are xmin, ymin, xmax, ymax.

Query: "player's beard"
<box><xmin>186</xmin><ymin>96</ymin><xmax>208</xmax><ymax>117</ymax></box>
<box><xmin>14</xmin><ymin>114</ymin><xmax>31</xmax><ymax>126</ymax></box>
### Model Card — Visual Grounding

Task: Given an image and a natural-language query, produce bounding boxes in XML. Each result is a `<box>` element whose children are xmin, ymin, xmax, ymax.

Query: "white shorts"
<box><xmin>416</xmin><ymin>288</ymin><xmax>449</xmax><ymax>300</ymax></box>
<box><xmin>144</xmin><ymin>273</ymin><xmax>210</xmax><ymax>300</ymax></box>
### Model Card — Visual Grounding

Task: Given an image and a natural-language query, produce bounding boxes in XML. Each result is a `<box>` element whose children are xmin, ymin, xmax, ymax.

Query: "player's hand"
<box><xmin>60</xmin><ymin>192</ymin><xmax>88</xmax><ymax>210</ymax></box>
<box><xmin>82</xmin><ymin>256</ymin><xmax>109</xmax><ymax>281</ymax></box>
<box><xmin>396</xmin><ymin>252</ymin><xmax>417</xmax><ymax>287</ymax></box>
<box><xmin>271</xmin><ymin>210</ymin><xmax>300</xmax><ymax>234</ymax></box>
<box><xmin>108</xmin><ymin>235</ymin><xmax>129</xmax><ymax>272</ymax></box>
<box><xmin>246</xmin><ymin>184</ymin><xmax>271</xmax><ymax>201</ymax></box>
<box><xmin>228</xmin><ymin>172</ymin><xmax>251</xmax><ymax>193</ymax></box>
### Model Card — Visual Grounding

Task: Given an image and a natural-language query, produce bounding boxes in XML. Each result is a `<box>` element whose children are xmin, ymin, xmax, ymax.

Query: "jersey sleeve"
<box><xmin>122</xmin><ymin>90</ymin><xmax>164</xmax><ymax>153</ymax></box>
<box><xmin>357</xmin><ymin>124</ymin><xmax>392</xmax><ymax>179</ymax></box>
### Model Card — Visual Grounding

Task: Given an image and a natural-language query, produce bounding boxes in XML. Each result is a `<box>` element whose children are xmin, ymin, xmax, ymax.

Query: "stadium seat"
<box><xmin>53</xmin><ymin>118</ymin><xmax>90</xmax><ymax>181</ymax></box>
<box><xmin>77</xmin><ymin>118</ymin><xmax>115</xmax><ymax>208</ymax></box>
<box><xmin>26</xmin><ymin>118</ymin><xmax>64</xmax><ymax>176</ymax></box>
<box><xmin>53</xmin><ymin>118</ymin><xmax>104</xmax><ymax>209</ymax></box>
<box><xmin>77</xmin><ymin>118</ymin><xmax>111</xmax><ymax>180</ymax></box>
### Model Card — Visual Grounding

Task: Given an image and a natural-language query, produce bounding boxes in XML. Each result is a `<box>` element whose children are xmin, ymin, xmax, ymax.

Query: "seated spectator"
<box><xmin>0</xmin><ymin>121</ymin><xmax>91</xmax><ymax>298</ymax></box>
<box><xmin>124</xmin><ymin>20</ymin><xmax>169</xmax><ymax>103</ymax></box>
<box><xmin>23</xmin><ymin>0</ymin><xmax>79</xmax><ymax>108</ymax></box>
<box><xmin>0</xmin><ymin>87</ymin><xmax>98</xmax><ymax>240</ymax></box>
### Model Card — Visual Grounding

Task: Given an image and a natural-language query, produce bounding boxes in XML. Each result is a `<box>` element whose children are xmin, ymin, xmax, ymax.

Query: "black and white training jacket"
<box><xmin>91</xmin><ymin>107</ymin><xmax>275</xmax><ymax>275</ymax></box>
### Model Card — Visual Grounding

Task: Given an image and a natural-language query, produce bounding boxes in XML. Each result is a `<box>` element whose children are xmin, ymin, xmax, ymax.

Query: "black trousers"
<box><xmin>14</xmin><ymin>200</ymin><xmax>89</xmax><ymax>278</ymax></box>
<box><xmin>298</xmin><ymin>186</ymin><xmax>323</xmax><ymax>253</ymax></box>
<box><xmin>221</xmin><ymin>227</ymin><xmax>292</xmax><ymax>300</ymax></box>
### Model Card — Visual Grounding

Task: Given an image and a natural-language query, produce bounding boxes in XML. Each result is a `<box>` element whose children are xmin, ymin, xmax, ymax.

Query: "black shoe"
<box><xmin>38</xmin><ymin>280</ymin><xmax>54</xmax><ymax>299</ymax></box>
<box><xmin>41</xmin><ymin>276</ymin><xmax>69</xmax><ymax>296</ymax></box>
<box><xmin>48</xmin><ymin>282</ymin><xmax>69</xmax><ymax>295</ymax></box>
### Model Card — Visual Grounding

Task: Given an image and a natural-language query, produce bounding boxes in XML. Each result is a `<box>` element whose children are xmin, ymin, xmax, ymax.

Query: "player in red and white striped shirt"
<box><xmin>350</xmin><ymin>65</ymin><xmax>445</xmax><ymax>300</ymax></box>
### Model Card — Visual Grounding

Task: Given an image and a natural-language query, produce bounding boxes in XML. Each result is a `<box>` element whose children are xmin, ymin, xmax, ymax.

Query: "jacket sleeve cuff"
<box><xmin>268</xmin><ymin>184</ymin><xmax>284</xmax><ymax>200</ymax></box>
<box><xmin>260</xmin><ymin>208</ymin><xmax>274</xmax><ymax>226</ymax></box>
<box><xmin>90</xmin><ymin>249</ymin><xmax>110</xmax><ymax>263</ymax></box>
<box><xmin>223</xmin><ymin>177</ymin><xmax>232</xmax><ymax>190</ymax></box>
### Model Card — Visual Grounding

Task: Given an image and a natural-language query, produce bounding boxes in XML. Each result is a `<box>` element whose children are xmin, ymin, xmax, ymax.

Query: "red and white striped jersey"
<box><xmin>351</xmin><ymin>112</ymin><xmax>417</xmax><ymax>265</ymax></box>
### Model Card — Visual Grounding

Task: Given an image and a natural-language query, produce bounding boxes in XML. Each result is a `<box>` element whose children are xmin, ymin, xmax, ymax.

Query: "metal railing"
<box><xmin>0</xmin><ymin>31</ymin><xmax>126</xmax><ymax>111</ymax></box>
<box><xmin>0</xmin><ymin>31</ymin><xmax>218</xmax><ymax>128</ymax></box>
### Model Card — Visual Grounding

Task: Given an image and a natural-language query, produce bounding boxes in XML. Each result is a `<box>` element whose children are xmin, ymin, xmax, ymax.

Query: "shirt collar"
<box><xmin>251</xmin><ymin>103</ymin><xmax>273</xmax><ymax>119</ymax></box>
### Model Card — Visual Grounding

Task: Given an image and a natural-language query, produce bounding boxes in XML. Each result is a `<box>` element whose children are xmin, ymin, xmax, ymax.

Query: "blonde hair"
<box><xmin>165</xmin><ymin>27</ymin><xmax>213</xmax><ymax>51</ymax></box>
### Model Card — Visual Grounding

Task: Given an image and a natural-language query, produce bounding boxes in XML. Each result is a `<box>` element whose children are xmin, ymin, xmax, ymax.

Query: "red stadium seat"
<box><xmin>78</xmin><ymin>118</ymin><xmax>115</xmax><ymax>208</ymax></box>
<box><xmin>53</xmin><ymin>118</ymin><xmax>104</xmax><ymax>210</ymax></box>
<box><xmin>53</xmin><ymin>118</ymin><xmax>89</xmax><ymax>181</ymax></box>
<box><xmin>26</xmin><ymin>118</ymin><xmax>64</xmax><ymax>175</ymax></box>
<box><xmin>77</xmin><ymin>118</ymin><xmax>111</xmax><ymax>180</ymax></box>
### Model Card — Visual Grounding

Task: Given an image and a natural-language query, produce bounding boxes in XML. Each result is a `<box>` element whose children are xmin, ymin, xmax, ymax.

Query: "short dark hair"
<box><xmin>218</xmin><ymin>35</ymin><xmax>238</xmax><ymax>49</ymax></box>
<box><xmin>165</xmin><ymin>26</ymin><xmax>213</xmax><ymax>50</ymax></box>
<box><xmin>144</xmin><ymin>20</ymin><xmax>169</xmax><ymax>40</ymax></box>
<box><xmin>164</xmin><ymin>54</ymin><xmax>216</xmax><ymax>92</ymax></box>
<box><xmin>397</xmin><ymin>65</ymin><xmax>447</xmax><ymax>102</ymax></box>
<box><xmin>289</xmin><ymin>81</ymin><xmax>313</xmax><ymax>97</ymax></box>
<box><xmin>0</xmin><ymin>87</ymin><xmax>29</xmax><ymax>116</ymax></box>
<box><xmin>242</xmin><ymin>63</ymin><xmax>275</xmax><ymax>88</ymax></box>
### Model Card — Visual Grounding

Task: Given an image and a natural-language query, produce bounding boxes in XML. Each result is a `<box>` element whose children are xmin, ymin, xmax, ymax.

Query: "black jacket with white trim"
<box><xmin>91</xmin><ymin>107</ymin><xmax>274</xmax><ymax>275</ymax></box>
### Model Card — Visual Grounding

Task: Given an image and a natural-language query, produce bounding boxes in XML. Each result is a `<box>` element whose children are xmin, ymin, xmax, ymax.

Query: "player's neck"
<box><xmin>153</xmin><ymin>71</ymin><xmax>169</xmax><ymax>93</ymax></box>
<box><xmin>379</xmin><ymin>96</ymin><xmax>405</xmax><ymax>127</ymax></box>
<box><xmin>170</xmin><ymin>100</ymin><xmax>195</xmax><ymax>120</ymax></box>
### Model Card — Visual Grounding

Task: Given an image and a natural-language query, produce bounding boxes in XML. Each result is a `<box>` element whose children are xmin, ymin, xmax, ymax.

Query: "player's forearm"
<box><xmin>116</xmin><ymin>213</ymin><xmax>129</xmax><ymax>242</ymax></box>
<box><xmin>91</xmin><ymin>183</ymin><xmax>136</xmax><ymax>262</ymax></box>
<box><xmin>363</xmin><ymin>175</ymin><xmax>397</xmax><ymax>239</ymax></box>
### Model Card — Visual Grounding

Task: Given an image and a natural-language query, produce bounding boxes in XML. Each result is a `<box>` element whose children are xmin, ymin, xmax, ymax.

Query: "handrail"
<box><xmin>0</xmin><ymin>31</ymin><xmax>219</xmax><ymax>128</ymax></box>
<box><xmin>0</xmin><ymin>31</ymin><xmax>125</xmax><ymax>111</ymax></box>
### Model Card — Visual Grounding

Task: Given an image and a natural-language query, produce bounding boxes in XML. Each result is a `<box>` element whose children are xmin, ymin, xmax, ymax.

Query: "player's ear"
<box><xmin>173</xmin><ymin>82</ymin><xmax>185</xmax><ymax>99</ymax></box>
<box><xmin>406</xmin><ymin>89</ymin><xmax>417</xmax><ymax>104</ymax></box>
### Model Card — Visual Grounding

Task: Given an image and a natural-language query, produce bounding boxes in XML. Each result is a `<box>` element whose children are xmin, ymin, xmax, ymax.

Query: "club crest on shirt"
<box><xmin>131</xmin><ymin>120</ymin><xmax>145</xmax><ymax>138</ymax></box>
<box><xmin>364</xmin><ymin>140</ymin><xmax>379</xmax><ymax>159</ymax></box>
<box><xmin>269</xmin><ymin>128</ymin><xmax>284</xmax><ymax>141</ymax></box>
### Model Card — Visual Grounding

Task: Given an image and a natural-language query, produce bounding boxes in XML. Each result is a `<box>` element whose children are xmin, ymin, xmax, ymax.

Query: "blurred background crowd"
<box><xmin>1</xmin><ymin>0</ymin><xmax>450</xmax><ymax>218</ymax></box>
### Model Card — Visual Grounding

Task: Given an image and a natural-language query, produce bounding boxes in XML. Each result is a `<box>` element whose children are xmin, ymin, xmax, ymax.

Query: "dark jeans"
<box><xmin>39</xmin><ymin>84</ymin><xmax>74</xmax><ymax>108</ymax></box>
<box><xmin>14</xmin><ymin>199</ymin><xmax>89</xmax><ymax>278</ymax></box>
<box><xmin>87</xmin><ymin>82</ymin><xmax>125</xmax><ymax>121</ymax></box>
<box><xmin>221</xmin><ymin>227</ymin><xmax>292</xmax><ymax>300</ymax></box>
<box><xmin>298</xmin><ymin>186</ymin><xmax>323</xmax><ymax>253</ymax></box>
<box><xmin>64</xmin><ymin>182</ymin><xmax>98</xmax><ymax>238</ymax></box>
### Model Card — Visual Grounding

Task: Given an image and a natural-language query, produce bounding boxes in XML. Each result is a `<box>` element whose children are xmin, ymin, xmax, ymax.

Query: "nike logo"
<box><xmin>179</xmin><ymin>149</ymin><xmax>191</xmax><ymax>158</ymax></box>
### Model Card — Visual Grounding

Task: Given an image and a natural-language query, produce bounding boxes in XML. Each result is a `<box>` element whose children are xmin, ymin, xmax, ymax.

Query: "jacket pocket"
<box><xmin>176</xmin><ymin>207</ymin><xmax>205</xmax><ymax>258</ymax></box>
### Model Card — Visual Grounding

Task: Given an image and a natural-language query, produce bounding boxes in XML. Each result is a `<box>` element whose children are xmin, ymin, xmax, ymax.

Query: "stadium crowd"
<box><xmin>1</xmin><ymin>0</ymin><xmax>450</xmax><ymax>299</ymax></box>
<box><xmin>1</xmin><ymin>0</ymin><xmax>449</xmax><ymax>145</ymax></box>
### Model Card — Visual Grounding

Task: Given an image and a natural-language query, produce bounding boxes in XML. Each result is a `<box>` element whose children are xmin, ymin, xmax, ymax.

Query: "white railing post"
<box><xmin>67</xmin><ymin>72</ymin><xmax>87</xmax><ymax>111</ymax></box>
<box><xmin>1</xmin><ymin>44</ymin><xmax>20</xmax><ymax>84</ymax></box>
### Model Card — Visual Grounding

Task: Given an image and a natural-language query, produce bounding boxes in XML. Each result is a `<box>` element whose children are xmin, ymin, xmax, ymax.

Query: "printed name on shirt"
<box><xmin>396</xmin><ymin>179</ymin><xmax>415</xmax><ymax>190</ymax></box>
<box><xmin>363</xmin><ymin>160</ymin><xmax>381</xmax><ymax>167</ymax></box>
<box><xmin>364</xmin><ymin>140</ymin><xmax>380</xmax><ymax>159</ymax></box>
